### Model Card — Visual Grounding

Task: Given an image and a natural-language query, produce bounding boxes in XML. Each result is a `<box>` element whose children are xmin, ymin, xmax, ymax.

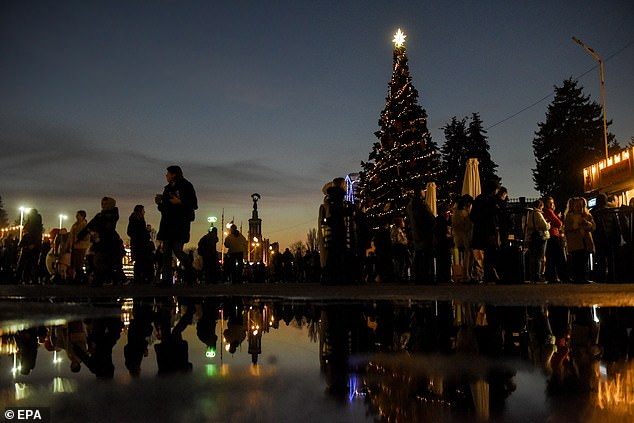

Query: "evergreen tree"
<box><xmin>0</xmin><ymin>196</ymin><xmax>8</xmax><ymax>228</ymax></box>
<box><xmin>466</xmin><ymin>112</ymin><xmax>499</xmax><ymax>187</ymax></box>
<box><xmin>360</xmin><ymin>30</ymin><xmax>443</xmax><ymax>228</ymax></box>
<box><xmin>440</xmin><ymin>113</ymin><xmax>500</xmax><ymax>201</ymax></box>
<box><xmin>532</xmin><ymin>78</ymin><xmax>617</xmax><ymax>209</ymax></box>
<box><xmin>440</xmin><ymin>117</ymin><xmax>469</xmax><ymax>201</ymax></box>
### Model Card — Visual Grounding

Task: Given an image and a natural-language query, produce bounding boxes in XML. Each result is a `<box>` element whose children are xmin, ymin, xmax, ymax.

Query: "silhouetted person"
<box><xmin>127</xmin><ymin>205</ymin><xmax>154</xmax><ymax>284</ymax></box>
<box><xmin>124</xmin><ymin>302</ymin><xmax>154</xmax><ymax>376</ymax></box>
<box><xmin>16</xmin><ymin>208</ymin><xmax>43</xmax><ymax>284</ymax></box>
<box><xmin>406</xmin><ymin>188</ymin><xmax>436</xmax><ymax>284</ymax></box>
<box><xmin>78</xmin><ymin>197</ymin><xmax>120</xmax><ymax>286</ymax></box>
<box><xmin>69</xmin><ymin>210</ymin><xmax>90</xmax><ymax>283</ymax></box>
<box><xmin>155</xmin><ymin>165</ymin><xmax>198</xmax><ymax>286</ymax></box>
<box><xmin>591</xmin><ymin>193</ymin><xmax>622</xmax><ymax>283</ymax></box>
<box><xmin>470</xmin><ymin>180</ymin><xmax>502</xmax><ymax>283</ymax></box>
<box><xmin>73</xmin><ymin>317</ymin><xmax>122</xmax><ymax>378</ymax></box>
<box><xmin>318</xmin><ymin>177</ymin><xmax>347</xmax><ymax>285</ymax></box>
<box><xmin>224</xmin><ymin>225</ymin><xmax>248</xmax><ymax>284</ymax></box>
<box><xmin>198</xmin><ymin>227</ymin><xmax>219</xmax><ymax>284</ymax></box>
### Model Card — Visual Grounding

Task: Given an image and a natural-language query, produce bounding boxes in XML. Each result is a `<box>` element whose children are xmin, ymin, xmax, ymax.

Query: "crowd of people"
<box><xmin>3</xmin><ymin>167</ymin><xmax>634</xmax><ymax>286</ymax></box>
<box><xmin>318</xmin><ymin>177</ymin><xmax>634</xmax><ymax>285</ymax></box>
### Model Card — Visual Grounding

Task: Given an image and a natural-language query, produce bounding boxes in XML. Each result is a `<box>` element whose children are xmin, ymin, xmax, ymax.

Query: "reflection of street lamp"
<box><xmin>572</xmin><ymin>36</ymin><xmax>609</xmax><ymax>160</ymax></box>
<box><xmin>58</xmin><ymin>214</ymin><xmax>67</xmax><ymax>230</ymax></box>
<box><xmin>19</xmin><ymin>207</ymin><xmax>31</xmax><ymax>242</ymax></box>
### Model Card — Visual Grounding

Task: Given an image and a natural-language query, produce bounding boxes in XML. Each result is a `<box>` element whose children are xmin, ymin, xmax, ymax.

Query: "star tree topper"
<box><xmin>392</xmin><ymin>28</ymin><xmax>406</xmax><ymax>48</ymax></box>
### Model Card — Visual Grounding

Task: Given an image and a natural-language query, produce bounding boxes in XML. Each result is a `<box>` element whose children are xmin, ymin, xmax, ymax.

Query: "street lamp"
<box><xmin>19</xmin><ymin>207</ymin><xmax>31</xmax><ymax>242</ymax></box>
<box><xmin>207</xmin><ymin>216</ymin><xmax>217</xmax><ymax>229</ymax></box>
<box><xmin>58</xmin><ymin>214</ymin><xmax>67</xmax><ymax>230</ymax></box>
<box><xmin>572</xmin><ymin>36</ymin><xmax>609</xmax><ymax>161</ymax></box>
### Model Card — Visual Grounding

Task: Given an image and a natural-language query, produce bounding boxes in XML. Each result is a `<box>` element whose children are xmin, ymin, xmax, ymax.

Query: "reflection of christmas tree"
<box><xmin>361</xmin><ymin>29</ymin><xmax>443</xmax><ymax>228</ymax></box>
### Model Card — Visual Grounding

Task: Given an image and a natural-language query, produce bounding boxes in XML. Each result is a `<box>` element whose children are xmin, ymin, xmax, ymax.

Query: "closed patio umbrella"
<box><xmin>425</xmin><ymin>182</ymin><xmax>437</xmax><ymax>217</ymax></box>
<box><xmin>462</xmin><ymin>158</ymin><xmax>481</xmax><ymax>198</ymax></box>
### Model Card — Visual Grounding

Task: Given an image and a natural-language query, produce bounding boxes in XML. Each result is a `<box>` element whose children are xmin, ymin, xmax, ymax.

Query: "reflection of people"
<box><xmin>124</xmin><ymin>302</ymin><xmax>154</xmax><ymax>376</ymax></box>
<box><xmin>52</xmin><ymin>321</ymin><xmax>88</xmax><ymax>373</ymax></box>
<box><xmin>154</xmin><ymin>298</ymin><xmax>193</xmax><ymax>374</ymax></box>
<box><xmin>15</xmin><ymin>328</ymin><xmax>40</xmax><ymax>375</ymax></box>
<box><xmin>156</xmin><ymin>165</ymin><xmax>198</xmax><ymax>286</ymax></box>
<box><xmin>73</xmin><ymin>317</ymin><xmax>122</xmax><ymax>378</ymax></box>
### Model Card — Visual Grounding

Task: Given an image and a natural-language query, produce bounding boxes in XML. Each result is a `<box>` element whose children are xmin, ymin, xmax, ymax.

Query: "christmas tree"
<box><xmin>360</xmin><ymin>29</ymin><xmax>443</xmax><ymax>228</ymax></box>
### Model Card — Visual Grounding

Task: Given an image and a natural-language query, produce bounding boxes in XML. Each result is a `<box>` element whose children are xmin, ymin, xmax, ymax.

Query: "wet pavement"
<box><xmin>2</xmin><ymin>284</ymin><xmax>634</xmax><ymax>422</ymax></box>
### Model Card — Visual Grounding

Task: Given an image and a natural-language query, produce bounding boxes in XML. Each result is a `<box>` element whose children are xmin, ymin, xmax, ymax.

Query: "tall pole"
<box><xmin>572</xmin><ymin>36</ymin><xmax>609</xmax><ymax>160</ymax></box>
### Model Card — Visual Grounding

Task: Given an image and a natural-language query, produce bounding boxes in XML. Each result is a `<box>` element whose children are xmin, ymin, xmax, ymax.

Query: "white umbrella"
<box><xmin>425</xmin><ymin>182</ymin><xmax>437</xmax><ymax>216</ymax></box>
<box><xmin>462</xmin><ymin>158</ymin><xmax>481</xmax><ymax>198</ymax></box>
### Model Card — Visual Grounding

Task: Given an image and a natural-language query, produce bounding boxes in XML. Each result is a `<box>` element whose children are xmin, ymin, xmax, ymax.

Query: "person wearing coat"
<box><xmin>69</xmin><ymin>210</ymin><xmax>90</xmax><ymax>283</ymax></box>
<box><xmin>224</xmin><ymin>225</ymin><xmax>248</xmax><ymax>284</ymax></box>
<box><xmin>197</xmin><ymin>227</ymin><xmax>219</xmax><ymax>284</ymax></box>
<box><xmin>127</xmin><ymin>205</ymin><xmax>154</xmax><ymax>284</ymax></box>
<box><xmin>470</xmin><ymin>180</ymin><xmax>502</xmax><ymax>283</ymax></box>
<box><xmin>452</xmin><ymin>194</ymin><xmax>474</xmax><ymax>283</ymax></box>
<box><xmin>406</xmin><ymin>188</ymin><xmax>436</xmax><ymax>284</ymax></box>
<box><xmin>543</xmin><ymin>196</ymin><xmax>569</xmax><ymax>283</ymax></box>
<box><xmin>526</xmin><ymin>199</ymin><xmax>550</xmax><ymax>283</ymax></box>
<box><xmin>78</xmin><ymin>197</ymin><xmax>120</xmax><ymax>286</ymax></box>
<box><xmin>564</xmin><ymin>197</ymin><xmax>596</xmax><ymax>284</ymax></box>
<box><xmin>16</xmin><ymin>208</ymin><xmax>43</xmax><ymax>284</ymax></box>
<box><xmin>155</xmin><ymin>165</ymin><xmax>198</xmax><ymax>286</ymax></box>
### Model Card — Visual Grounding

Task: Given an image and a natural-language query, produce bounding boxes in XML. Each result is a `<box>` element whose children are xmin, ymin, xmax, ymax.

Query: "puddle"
<box><xmin>1</xmin><ymin>296</ymin><xmax>634</xmax><ymax>422</ymax></box>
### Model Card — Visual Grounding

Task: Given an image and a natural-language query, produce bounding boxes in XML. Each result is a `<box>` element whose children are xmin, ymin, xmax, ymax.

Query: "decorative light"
<box><xmin>393</xmin><ymin>28</ymin><xmax>406</xmax><ymax>48</ymax></box>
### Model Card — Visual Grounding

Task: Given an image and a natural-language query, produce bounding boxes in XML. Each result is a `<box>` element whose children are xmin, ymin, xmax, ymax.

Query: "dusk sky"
<box><xmin>2</xmin><ymin>1</ymin><xmax>633</xmax><ymax>248</ymax></box>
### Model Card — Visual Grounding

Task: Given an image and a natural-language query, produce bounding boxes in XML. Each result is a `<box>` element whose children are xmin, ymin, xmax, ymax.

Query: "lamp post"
<box><xmin>572</xmin><ymin>36</ymin><xmax>609</xmax><ymax>161</ymax></box>
<box><xmin>19</xmin><ymin>207</ymin><xmax>31</xmax><ymax>242</ymax></box>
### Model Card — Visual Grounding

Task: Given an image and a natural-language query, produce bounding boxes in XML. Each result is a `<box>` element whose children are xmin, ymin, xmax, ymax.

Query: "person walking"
<box><xmin>224</xmin><ymin>224</ymin><xmax>247</xmax><ymax>284</ymax></box>
<box><xmin>155</xmin><ymin>165</ymin><xmax>198</xmax><ymax>286</ymax></box>
<box><xmin>542</xmin><ymin>196</ymin><xmax>568</xmax><ymax>283</ymax></box>
<box><xmin>564</xmin><ymin>197</ymin><xmax>596</xmax><ymax>284</ymax></box>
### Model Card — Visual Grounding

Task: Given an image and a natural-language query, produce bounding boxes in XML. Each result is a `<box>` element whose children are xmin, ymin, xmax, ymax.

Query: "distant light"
<box><xmin>253</xmin><ymin>236</ymin><xmax>259</xmax><ymax>243</ymax></box>
<box><xmin>205</xmin><ymin>347</ymin><xmax>216</xmax><ymax>358</ymax></box>
<box><xmin>207</xmin><ymin>216</ymin><xmax>217</xmax><ymax>223</ymax></box>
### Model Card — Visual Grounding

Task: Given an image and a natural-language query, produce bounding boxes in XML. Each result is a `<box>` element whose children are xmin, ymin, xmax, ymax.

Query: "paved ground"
<box><xmin>1</xmin><ymin>281</ymin><xmax>634</xmax><ymax>307</ymax></box>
